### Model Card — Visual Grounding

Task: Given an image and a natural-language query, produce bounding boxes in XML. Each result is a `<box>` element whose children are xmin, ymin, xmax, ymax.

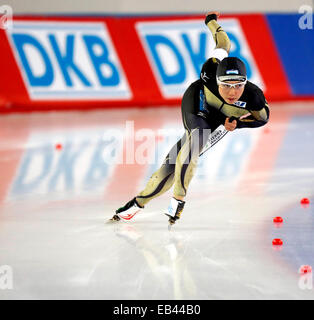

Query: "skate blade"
<box><xmin>106</xmin><ymin>215</ymin><xmax>121</xmax><ymax>224</ymax></box>
<box><xmin>168</xmin><ymin>218</ymin><xmax>176</xmax><ymax>231</ymax></box>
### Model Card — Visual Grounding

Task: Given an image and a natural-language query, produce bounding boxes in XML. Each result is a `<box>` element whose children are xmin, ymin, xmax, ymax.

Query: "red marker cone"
<box><xmin>273</xmin><ymin>216</ymin><xmax>283</xmax><ymax>228</ymax></box>
<box><xmin>301</xmin><ymin>198</ymin><xmax>310</xmax><ymax>208</ymax></box>
<box><xmin>301</xmin><ymin>198</ymin><xmax>310</xmax><ymax>204</ymax></box>
<box><xmin>299</xmin><ymin>265</ymin><xmax>312</xmax><ymax>274</ymax></box>
<box><xmin>55</xmin><ymin>143</ymin><xmax>63</xmax><ymax>151</ymax></box>
<box><xmin>272</xmin><ymin>238</ymin><xmax>283</xmax><ymax>251</ymax></box>
<box><xmin>272</xmin><ymin>238</ymin><xmax>283</xmax><ymax>246</ymax></box>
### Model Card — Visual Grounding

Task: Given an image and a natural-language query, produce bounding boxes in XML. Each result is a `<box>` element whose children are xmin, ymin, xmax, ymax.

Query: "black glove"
<box><xmin>228</xmin><ymin>116</ymin><xmax>238</xmax><ymax>123</ymax></box>
<box><xmin>228</xmin><ymin>116</ymin><xmax>239</xmax><ymax>128</ymax></box>
<box><xmin>205</xmin><ymin>13</ymin><xmax>217</xmax><ymax>25</ymax></box>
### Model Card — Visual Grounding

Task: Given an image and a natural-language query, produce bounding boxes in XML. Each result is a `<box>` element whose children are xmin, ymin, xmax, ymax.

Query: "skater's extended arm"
<box><xmin>205</xmin><ymin>11</ymin><xmax>231</xmax><ymax>59</ymax></box>
<box><xmin>223</xmin><ymin>107</ymin><xmax>269</xmax><ymax>129</ymax></box>
<box><xmin>235</xmin><ymin>106</ymin><xmax>269</xmax><ymax>128</ymax></box>
<box><xmin>220</xmin><ymin>101</ymin><xmax>269</xmax><ymax>129</ymax></box>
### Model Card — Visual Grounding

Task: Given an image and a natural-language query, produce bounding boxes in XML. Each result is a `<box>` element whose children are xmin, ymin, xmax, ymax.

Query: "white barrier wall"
<box><xmin>4</xmin><ymin>0</ymin><xmax>313</xmax><ymax>13</ymax></box>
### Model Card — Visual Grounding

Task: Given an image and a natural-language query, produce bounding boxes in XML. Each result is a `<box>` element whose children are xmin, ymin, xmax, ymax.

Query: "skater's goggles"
<box><xmin>217</xmin><ymin>79</ymin><xmax>247</xmax><ymax>90</ymax></box>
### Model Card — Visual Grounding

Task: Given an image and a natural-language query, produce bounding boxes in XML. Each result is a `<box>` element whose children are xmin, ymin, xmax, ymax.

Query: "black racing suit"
<box><xmin>135</xmin><ymin>57</ymin><xmax>269</xmax><ymax>206</ymax></box>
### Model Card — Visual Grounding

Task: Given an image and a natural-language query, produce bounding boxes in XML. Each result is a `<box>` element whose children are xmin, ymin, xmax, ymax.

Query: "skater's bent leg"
<box><xmin>135</xmin><ymin>133</ymin><xmax>187</xmax><ymax>207</ymax></box>
<box><xmin>173</xmin><ymin>123</ymin><xmax>211</xmax><ymax>199</ymax></box>
<box><xmin>173</xmin><ymin>81</ymin><xmax>216</xmax><ymax>199</ymax></box>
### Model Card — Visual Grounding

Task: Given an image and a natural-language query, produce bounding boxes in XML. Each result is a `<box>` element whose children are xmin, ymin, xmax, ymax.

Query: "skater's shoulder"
<box><xmin>245</xmin><ymin>80</ymin><xmax>264</xmax><ymax>95</ymax></box>
<box><xmin>243</xmin><ymin>81</ymin><xmax>267</xmax><ymax>110</ymax></box>
<box><xmin>200</xmin><ymin>57</ymin><xmax>220</xmax><ymax>83</ymax></box>
<box><xmin>201</xmin><ymin>57</ymin><xmax>220</xmax><ymax>72</ymax></box>
<box><xmin>188</xmin><ymin>79</ymin><xmax>203</xmax><ymax>91</ymax></box>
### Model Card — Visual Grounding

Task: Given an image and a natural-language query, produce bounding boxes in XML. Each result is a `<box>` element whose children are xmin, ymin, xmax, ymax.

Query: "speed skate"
<box><xmin>108</xmin><ymin>197</ymin><xmax>143</xmax><ymax>222</ymax></box>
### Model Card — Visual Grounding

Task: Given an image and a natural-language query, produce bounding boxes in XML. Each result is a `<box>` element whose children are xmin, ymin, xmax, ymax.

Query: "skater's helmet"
<box><xmin>216</xmin><ymin>57</ymin><xmax>247</xmax><ymax>83</ymax></box>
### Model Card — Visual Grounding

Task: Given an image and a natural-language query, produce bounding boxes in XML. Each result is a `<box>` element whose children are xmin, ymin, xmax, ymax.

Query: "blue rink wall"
<box><xmin>266</xmin><ymin>13</ymin><xmax>314</xmax><ymax>96</ymax></box>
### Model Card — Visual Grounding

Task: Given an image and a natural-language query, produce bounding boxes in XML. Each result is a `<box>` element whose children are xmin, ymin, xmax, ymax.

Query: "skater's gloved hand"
<box><xmin>224</xmin><ymin>117</ymin><xmax>237</xmax><ymax>131</ymax></box>
<box><xmin>205</xmin><ymin>11</ymin><xmax>220</xmax><ymax>24</ymax></box>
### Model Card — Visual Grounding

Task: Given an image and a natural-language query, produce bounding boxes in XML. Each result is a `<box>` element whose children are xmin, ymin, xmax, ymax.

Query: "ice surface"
<box><xmin>0</xmin><ymin>102</ymin><xmax>314</xmax><ymax>299</ymax></box>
